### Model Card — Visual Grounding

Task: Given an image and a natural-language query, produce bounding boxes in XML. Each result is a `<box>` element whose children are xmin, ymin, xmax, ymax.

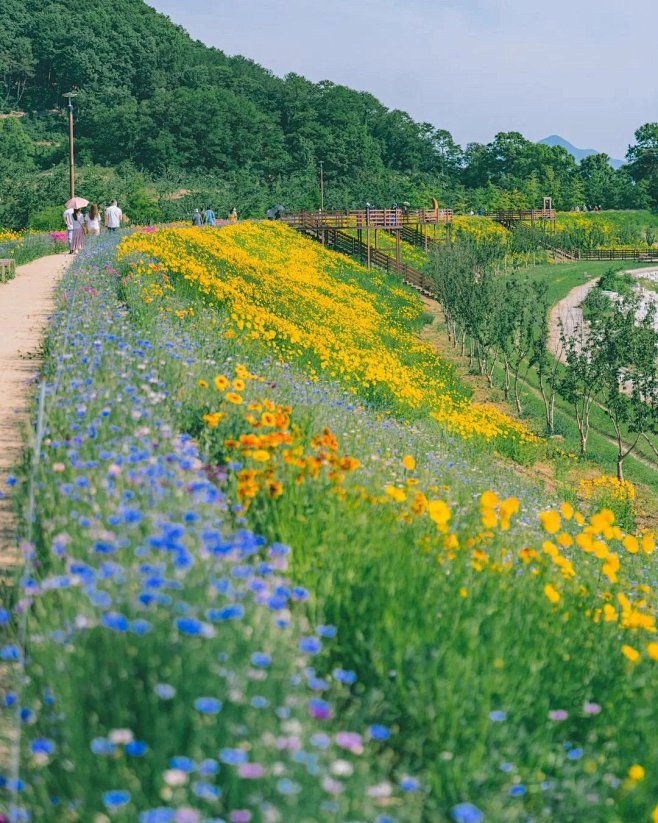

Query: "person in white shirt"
<box><xmin>63</xmin><ymin>207</ymin><xmax>74</xmax><ymax>253</ymax></box>
<box><xmin>86</xmin><ymin>203</ymin><xmax>101</xmax><ymax>236</ymax></box>
<box><xmin>105</xmin><ymin>200</ymin><xmax>123</xmax><ymax>231</ymax></box>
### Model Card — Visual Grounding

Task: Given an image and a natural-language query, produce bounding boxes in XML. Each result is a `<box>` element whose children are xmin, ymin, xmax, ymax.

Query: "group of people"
<box><xmin>192</xmin><ymin>206</ymin><xmax>238</xmax><ymax>226</ymax></box>
<box><xmin>62</xmin><ymin>200</ymin><xmax>123</xmax><ymax>254</ymax></box>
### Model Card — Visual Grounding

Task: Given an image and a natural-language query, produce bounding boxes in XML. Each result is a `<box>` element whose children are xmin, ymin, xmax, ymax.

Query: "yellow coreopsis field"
<box><xmin>118</xmin><ymin>222</ymin><xmax>537</xmax><ymax>449</ymax></box>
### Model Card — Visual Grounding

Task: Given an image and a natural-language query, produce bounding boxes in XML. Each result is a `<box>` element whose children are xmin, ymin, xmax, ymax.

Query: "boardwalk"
<box><xmin>0</xmin><ymin>254</ymin><xmax>70</xmax><ymax>573</ymax></box>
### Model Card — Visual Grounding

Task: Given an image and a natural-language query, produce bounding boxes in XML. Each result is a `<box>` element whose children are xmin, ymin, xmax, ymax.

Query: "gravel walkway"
<box><xmin>0</xmin><ymin>253</ymin><xmax>71</xmax><ymax>573</ymax></box>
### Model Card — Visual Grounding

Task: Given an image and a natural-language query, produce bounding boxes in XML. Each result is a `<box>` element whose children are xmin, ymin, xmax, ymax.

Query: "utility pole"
<box><xmin>319</xmin><ymin>160</ymin><xmax>324</xmax><ymax>212</ymax></box>
<box><xmin>63</xmin><ymin>91</ymin><xmax>77</xmax><ymax>199</ymax></box>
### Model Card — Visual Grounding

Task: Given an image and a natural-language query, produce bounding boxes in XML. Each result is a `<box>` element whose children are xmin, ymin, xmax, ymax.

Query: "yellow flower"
<box><xmin>214</xmin><ymin>375</ymin><xmax>230</xmax><ymax>391</ymax></box>
<box><xmin>428</xmin><ymin>499</ymin><xmax>451</xmax><ymax>529</ymax></box>
<box><xmin>198</xmin><ymin>379</ymin><xmax>208</xmax><ymax>389</ymax></box>
<box><xmin>251</xmin><ymin>449</ymin><xmax>271</xmax><ymax>462</ymax></box>
<box><xmin>225</xmin><ymin>392</ymin><xmax>243</xmax><ymax>405</ymax></box>
<box><xmin>385</xmin><ymin>486</ymin><xmax>407</xmax><ymax>503</ymax></box>
<box><xmin>652</xmin><ymin>804</ymin><xmax>658</xmax><ymax>823</ymax></box>
<box><xmin>539</xmin><ymin>510</ymin><xmax>561</xmax><ymax>534</ymax></box>
<box><xmin>544</xmin><ymin>584</ymin><xmax>560</xmax><ymax>604</ymax></box>
<box><xmin>560</xmin><ymin>501</ymin><xmax>574</xmax><ymax>520</ymax></box>
<box><xmin>621</xmin><ymin>645</ymin><xmax>640</xmax><ymax>663</ymax></box>
<box><xmin>480</xmin><ymin>490</ymin><xmax>499</xmax><ymax>509</ymax></box>
<box><xmin>202</xmin><ymin>412</ymin><xmax>225</xmax><ymax>428</ymax></box>
<box><xmin>628</xmin><ymin>764</ymin><xmax>645</xmax><ymax>782</ymax></box>
<box><xmin>622</xmin><ymin>535</ymin><xmax>639</xmax><ymax>554</ymax></box>
<box><xmin>233</xmin><ymin>378</ymin><xmax>246</xmax><ymax>391</ymax></box>
<box><xmin>401</xmin><ymin>454</ymin><xmax>416</xmax><ymax>471</ymax></box>
<box><xmin>646</xmin><ymin>642</ymin><xmax>658</xmax><ymax>661</ymax></box>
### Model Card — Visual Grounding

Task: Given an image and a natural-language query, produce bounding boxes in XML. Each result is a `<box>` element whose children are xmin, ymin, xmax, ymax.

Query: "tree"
<box><xmin>626</xmin><ymin>123</ymin><xmax>658</xmax><ymax>206</ymax></box>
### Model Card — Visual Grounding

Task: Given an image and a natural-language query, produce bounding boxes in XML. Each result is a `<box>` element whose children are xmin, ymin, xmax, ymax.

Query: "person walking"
<box><xmin>71</xmin><ymin>208</ymin><xmax>85</xmax><ymax>253</ymax></box>
<box><xmin>228</xmin><ymin>207</ymin><xmax>238</xmax><ymax>223</ymax></box>
<box><xmin>86</xmin><ymin>204</ymin><xmax>101</xmax><ymax>237</ymax></box>
<box><xmin>63</xmin><ymin>206</ymin><xmax>74</xmax><ymax>253</ymax></box>
<box><xmin>192</xmin><ymin>208</ymin><xmax>203</xmax><ymax>227</ymax></box>
<box><xmin>205</xmin><ymin>206</ymin><xmax>216</xmax><ymax>226</ymax></box>
<box><xmin>105</xmin><ymin>200</ymin><xmax>123</xmax><ymax>232</ymax></box>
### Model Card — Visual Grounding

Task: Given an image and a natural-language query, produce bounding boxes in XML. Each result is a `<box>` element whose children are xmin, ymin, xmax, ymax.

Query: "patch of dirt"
<box><xmin>0</xmin><ymin>253</ymin><xmax>72</xmax><ymax>574</ymax></box>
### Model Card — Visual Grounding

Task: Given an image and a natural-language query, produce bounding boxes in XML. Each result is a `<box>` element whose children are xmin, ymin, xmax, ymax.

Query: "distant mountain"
<box><xmin>539</xmin><ymin>135</ymin><xmax>624</xmax><ymax>169</ymax></box>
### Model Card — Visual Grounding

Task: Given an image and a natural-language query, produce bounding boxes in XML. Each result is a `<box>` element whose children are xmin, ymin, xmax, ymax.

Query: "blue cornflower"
<box><xmin>206</xmin><ymin>605</ymin><xmax>244</xmax><ymax>622</ymax></box>
<box><xmin>129</xmin><ymin>619</ymin><xmax>152</xmax><ymax>636</ymax></box>
<box><xmin>30</xmin><ymin>738</ymin><xmax>55</xmax><ymax>755</ymax></box>
<box><xmin>198</xmin><ymin>759</ymin><xmax>219</xmax><ymax>775</ymax></box>
<box><xmin>102</xmin><ymin>790</ymin><xmax>131</xmax><ymax>808</ymax></box>
<box><xmin>101</xmin><ymin>612</ymin><xmax>129</xmax><ymax>632</ymax></box>
<box><xmin>175</xmin><ymin>617</ymin><xmax>203</xmax><ymax>635</ymax></box>
<box><xmin>139</xmin><ymin>809</ymin><xmax>175</xmax><ymax>823</ymax></box>
<box><xmin>509</xmin><ymin>785</ymin><xmax>526</xmax><ymax>797</ymax></box>
<box><xmin>400</xmin><ymin>776</ymin><xmax>421</xmax><ymax>792</ymax></box>
<box><xmin>276</xmin><ymin>778</ymin><xmax>301</xmax><ymax>795</ymax></box>
<box><xmin>451</xmin><ymin>802</ymin><xmax>484</xmax><ymax>823</ymax></box>
<box><xmin>219</xmin><ymin>748</ymin><xmax>248</xmax><ymax>765</ymax></box>
<box><xmin>368</xmin><ymin>724</ymin><xmax>391</xmax><ymax>741</ymax></box>
<box><xmin>125</xmin><ymin>741</ymin><xmax>148</xmax><ymax>756</ymax></box>
<box><xmin>0</xmin><ymin>645</ymin><xmax>20</xmax><ymax>661</ymax></box>
<box><xmin>170</xmin><ymin>756</ymin><xmax>196</xmax><ymax>772</ymax></box>
<box><xmin>567</xmin><ymin>747</ymin><xmax>584</xmax><ymax>760</ymax></box>
<box><xmin>315</xmin><ymin>625</ymin><xmax>337</xmax><ymax>638</ymax></box>
<box><xmin>0</xmin><ymin>608</ymin><xmax>9</xmax><ymax>624</ymax></box>
<box><xmin>489</xmin><ymin>710</ymin><xmax>507</xmax><ymax>722</ymax></box>
<box><xmin>91</xmin><ymin>738</ymin><xmax>116</xmax><ymax>756</ymax></box>
<box><xmin>250</xmin><ymin>696</ymin><xmax>269</xmax><ymax>709</ymax></box>
<box><xmin>194</xmin><ymin>697</ymin><xmax>223</xmax><ymax>714</ymax></box>
<box><xmin>333</xmin><ymin>668</ymin><xmax>357</xmax><ymax>685</ymax></box>
<box><xmin>154</xmin><ymin>683</ymin><xmax>176</xmax><ymax>700</ymax></box>
<box><xmin>299</xmin><ymin>637</ymin><xmax>322</xmax><ymax>655</ymax></box>
<box><xmin>250</xmin><ymin>652</ymin><xmax>272</xmax><ymax>668</ymax></box>
<box><xmin>192</xmin><ymin>782</ymin><xmax>221</xmax><ymax>800</ymax></box>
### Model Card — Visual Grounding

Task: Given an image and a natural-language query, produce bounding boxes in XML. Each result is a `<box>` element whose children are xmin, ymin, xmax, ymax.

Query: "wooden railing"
<box><xmin>494</xmin><ymin>209</ymin><xmax>557</xmax><ymax>225</ymax></box>
<box><xmin>565</xmin><ymin>248</ymin><xmax>658</xmax><ymax>262</ymax></box>
<box><xmin>295</xmin><ymin>220</ymin><xmax>436</xmax><ymax>294</ymax></box>
<box><xmin>282</xmin><ymin>207</ymin><xmax>452</xmax><ymax>230</ymax></box>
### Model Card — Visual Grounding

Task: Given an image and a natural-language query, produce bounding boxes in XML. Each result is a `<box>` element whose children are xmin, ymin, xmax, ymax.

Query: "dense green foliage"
<box><xmin>1</xmin><ymin>0</ymin><xmax>657</xmax><ymax>228</ymax></box>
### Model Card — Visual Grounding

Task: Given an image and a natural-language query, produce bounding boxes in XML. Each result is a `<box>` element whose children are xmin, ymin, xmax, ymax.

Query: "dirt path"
<box><xmin>0</xmin><ymin>253</ymin><xmax>71</xmax><ymax>573</ymax></box>
<box><xmin>548</xmin><ymin>278</ymin><xmax>598</xmax><ymax>363</ymax></box>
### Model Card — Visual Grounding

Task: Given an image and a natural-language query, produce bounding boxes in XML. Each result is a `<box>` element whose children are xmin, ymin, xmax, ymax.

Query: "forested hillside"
<box><xmin>1</xmin><ymin>0</ymin><xmax>657</xmax><ymax>227</ymax></box>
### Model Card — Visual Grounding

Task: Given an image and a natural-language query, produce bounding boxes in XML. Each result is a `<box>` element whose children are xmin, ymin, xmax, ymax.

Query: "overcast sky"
<box><xmin>146</xmin><ymin>0</ymin><xmax>657</xmax><ymax>159</ymax></box>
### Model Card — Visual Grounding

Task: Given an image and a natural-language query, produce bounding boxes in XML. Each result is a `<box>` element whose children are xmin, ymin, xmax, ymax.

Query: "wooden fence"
<box><xmin>282</xmin><ymin>207</ymin><xmax>452</xmax><ymax>230</ymax></box>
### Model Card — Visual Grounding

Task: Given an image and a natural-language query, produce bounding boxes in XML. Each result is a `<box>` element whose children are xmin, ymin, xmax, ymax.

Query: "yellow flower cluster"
<box><xmin>0</xmin><ymin>229</ymin><xmax>21</xmax><ymax>242</ymax></box>
<box><xmin>580</xmin><ymin>475</ymin><xmax>636</xmax><ymax>501</ymax></box>
<box><xmin>118</xmin><ymin>223</ymin><xmax>537</xmax><ymax>448</ymax></box>
<box><xmin>200</xmin><ymin>365</ymin><xmax>361</xmax><ymax>509</ymax></box>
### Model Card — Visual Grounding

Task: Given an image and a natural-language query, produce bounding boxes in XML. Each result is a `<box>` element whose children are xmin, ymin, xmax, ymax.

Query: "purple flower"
<box><xmin>548</xmin><ymin>709</ymin><xmax>568</xmax><ymax>721</ymax></box>
<box><xmin>308</xmin><ymin>698</ymin><xmax>333</xmax><ymax>720</ymax></box>
<box><xmin>238</xmin><ymin>762</ymin><xmax>265</xmax><ymax>779</ymax></box>
<box><xmin>335</xmin><ymin>732</ymin><xmax>363</xmax><ymax>754</ymax></box>
<box><xmin>583</xmin><ymin>702</ymin><xmax>602</xmax><ymax>715</ymax></box>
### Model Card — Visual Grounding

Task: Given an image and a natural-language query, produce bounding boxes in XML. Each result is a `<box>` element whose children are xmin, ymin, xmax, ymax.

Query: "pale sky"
<box><xmin>146</xmin><ymin>0</ymin><xmax>658</xmax><ymax>160</ymax></box>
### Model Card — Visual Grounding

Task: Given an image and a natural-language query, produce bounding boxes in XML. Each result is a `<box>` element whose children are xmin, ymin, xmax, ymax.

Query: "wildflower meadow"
<box><xmin>2</xmin><ymin>225</ymin><xmax>658</xmax><ymax>822</ymax></box>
